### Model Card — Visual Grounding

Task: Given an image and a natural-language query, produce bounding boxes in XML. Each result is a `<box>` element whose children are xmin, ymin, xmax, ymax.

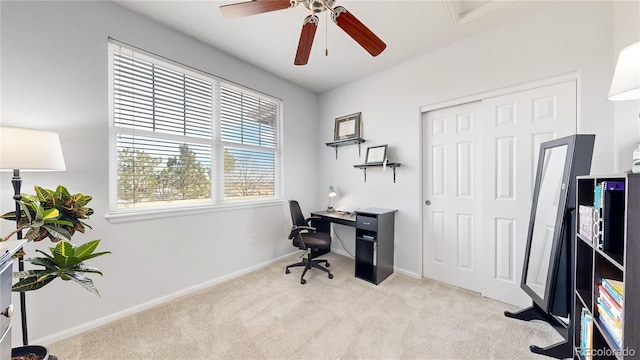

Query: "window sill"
<box><xmin>105</xmin><ymin>199</ymin><xmax>286</xmax><ymax>224</ymax></box>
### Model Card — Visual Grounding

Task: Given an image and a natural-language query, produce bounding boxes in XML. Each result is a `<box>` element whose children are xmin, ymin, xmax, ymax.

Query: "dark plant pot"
<box><xmin>11</xmin><ymin>345</ymin><xmax>49</xmax><ymax>360</ymax></box>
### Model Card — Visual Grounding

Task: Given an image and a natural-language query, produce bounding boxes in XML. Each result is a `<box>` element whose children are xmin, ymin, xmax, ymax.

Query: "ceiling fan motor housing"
<box><xmin>303</xmin><ymin>0</ymin><xmax>335</xmax><ymax>13</ymax></box>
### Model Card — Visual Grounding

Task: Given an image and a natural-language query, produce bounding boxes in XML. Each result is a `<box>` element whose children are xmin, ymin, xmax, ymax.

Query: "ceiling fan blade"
<box><xmin>220</xmin><ymin>0</ymin><xmax>293</xmax><ymax>19</ymax></box>
<box><xmin>294</xmin><ymin>15</ymin><xmax>318</xmax><ymax>66</ymax></box>
<box><xmin>331</xmin><ymin>6</ymin><xmax>386</xmax><ymax>57</ymax></box>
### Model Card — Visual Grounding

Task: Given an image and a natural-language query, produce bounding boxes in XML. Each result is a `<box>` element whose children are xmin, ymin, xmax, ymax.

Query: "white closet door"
<box><xmin>480</xmin><ymin>80</ymin><xmax>576</xmax><ymax>307</ymax></box>
<box><xmin>422</xmin><ymin>101</ymin><xmax>483</xmax><ymax>292</ymax></box>
<box><xmin>422</xmin><ymin>80</ymin><xmax>577</xmax><ymax>307</ymax></box>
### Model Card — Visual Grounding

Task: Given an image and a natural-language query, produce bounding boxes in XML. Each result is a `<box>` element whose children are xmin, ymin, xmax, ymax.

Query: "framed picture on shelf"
<box><xmin>334</xmin><ymin>112</ymin><xmax>361</xmax><ymax>141</ymax></box>
<box><xmin>365</xmin><ymin>144</ymin><xmax>387</xmax><ymax>165</ymax></box>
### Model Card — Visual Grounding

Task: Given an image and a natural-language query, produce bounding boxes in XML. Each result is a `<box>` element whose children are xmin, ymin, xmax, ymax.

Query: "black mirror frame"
<box><xmin>520</xmin><ymin>134</ymin><xmax>595</xmax><ymax>314</ymax></box>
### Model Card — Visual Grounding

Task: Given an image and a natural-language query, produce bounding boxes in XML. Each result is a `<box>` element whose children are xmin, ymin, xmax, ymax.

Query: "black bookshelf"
<box><xmin>573</xmin><ymin>174</ymin><xmax>640</xmax><ymax>359</ymax></box>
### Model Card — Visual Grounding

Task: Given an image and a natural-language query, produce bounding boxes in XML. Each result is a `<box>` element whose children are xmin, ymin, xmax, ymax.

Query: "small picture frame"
<box><xmin>365</xmin><ymin>144</ymin><xmax>388</xmax><ymax>164</ymax></box>
<box><xmin>334</xmin><ymin>112</ymin><xmax>361</xmax><ymax>141</ymax></box>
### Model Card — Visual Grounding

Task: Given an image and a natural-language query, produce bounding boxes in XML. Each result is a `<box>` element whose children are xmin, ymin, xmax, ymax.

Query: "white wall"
<box><xmin>0</xmin><ymin>1</ymin><xmax>319</xmax><ymax>344</ymax></box>
<box><xmin>318</xmin><ymin>1</ymin><xmax>638</xmax><ymax>277</ymax></box>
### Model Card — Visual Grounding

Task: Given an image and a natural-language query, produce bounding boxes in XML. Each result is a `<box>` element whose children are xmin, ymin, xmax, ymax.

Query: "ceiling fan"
<box><xmin>220</xmin><ymin>0</ymin><xmax>386</xmax><ymax>65</ymax></box>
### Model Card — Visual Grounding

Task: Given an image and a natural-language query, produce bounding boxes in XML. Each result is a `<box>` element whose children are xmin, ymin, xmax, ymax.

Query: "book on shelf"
<box><xmin>594</xmin><ymin>184</ymin><xmax>603</xmax><ymax>209</ymax></box>
<box><xmin>598</xmin><ymin>285</ymin><xmax>623</xmax><ymax>311</ymax></box>
<box><xmin>599</xmin><ymin>312</ymin><xmax>623</xmax><ymax>350</ymax></box>
<box><xmin>598</xmin><ymin>290</ymin><xmax>622</xmax><ymax>319</ymax></box>
<box><xmin>594</xmin><ymin>181</ymin><xmax>625</xmax><ymax>254</ymax></box>
<box><xmin>596</xmin><ymin>278</ymin><xmax>625</xmax><ymax>351</ymax></box>
<box><xmin>581</xmin><ymin>308</ymin><xmax>593</xmax><ymax>359</ymax></box>
<box><xmin>603</xmin><ymin>278</ymin><xmax>624</xmax><ymax>295</ymax></box>
<box><xmin>578</xmin><ymin>205</ymin><xmax>595</xmax><ymax>240</ymax></box>
<box><xmin>601</xmin><ymin>279</ymin><xmax>624</xmax><ymax>306</ymax></box>
<box><xmin>597</xmin><ymin>301</ymin><xmax>621</xmax><ymax>329</ymax></box>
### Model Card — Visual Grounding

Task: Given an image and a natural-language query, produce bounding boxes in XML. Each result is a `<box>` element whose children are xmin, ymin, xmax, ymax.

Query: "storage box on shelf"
<box><xmin>573</xmin><ymin>174</ymin><xmax>639</xmax><ymax>359</ymax></box>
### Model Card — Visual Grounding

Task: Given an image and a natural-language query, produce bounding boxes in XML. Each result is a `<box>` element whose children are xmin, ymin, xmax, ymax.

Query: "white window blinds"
<box><xmin>219</xmin><ymin>86</ymin><xmax>279</xmax><ymax>200</ymax></box>
<box><xmin>109</xmin><ymin>41</ymin><xmax>281</xmax><ymax>213</ymax></box>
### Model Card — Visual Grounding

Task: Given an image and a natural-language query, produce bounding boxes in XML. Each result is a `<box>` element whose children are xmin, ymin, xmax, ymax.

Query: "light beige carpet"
<box><xmin>49</xmin><ymin>253</ymin><xmax>563</xmax><ymax>359</ymax></box>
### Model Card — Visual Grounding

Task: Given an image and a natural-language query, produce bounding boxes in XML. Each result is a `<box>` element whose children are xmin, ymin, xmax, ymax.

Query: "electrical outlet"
<box><xmin>249</xmin><ymin>233</ymin><xmax>256</xmax><ymax>243</ymax></box>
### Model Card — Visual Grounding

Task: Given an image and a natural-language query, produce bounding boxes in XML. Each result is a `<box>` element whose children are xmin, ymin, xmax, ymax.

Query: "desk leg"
<box><xmin>311</xmin><ymin>218</ymin><xmax>330</xmax><ymax>234</ymax></box>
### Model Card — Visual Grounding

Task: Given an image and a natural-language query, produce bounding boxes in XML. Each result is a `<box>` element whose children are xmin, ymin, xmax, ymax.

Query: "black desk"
<box><xmin>310</xmin><ymin>210</ymin><xmax>356</xmax><ymax>229</ymax></box>
<box><xmin>310</xmin><ymin>208</ymin><xmax>396</xmax><ymax>285</ymax></box>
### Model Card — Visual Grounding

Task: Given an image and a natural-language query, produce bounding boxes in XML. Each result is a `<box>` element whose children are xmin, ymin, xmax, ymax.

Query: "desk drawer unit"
<box><xmin>356</xmin><ymin>216</ymin><xmax>377</xmax><ymax>232</ymax></box>
<box><xmin>355</xmin><ymin>208</ymin><xmax>396</xmax><ymax>285</ymax></box>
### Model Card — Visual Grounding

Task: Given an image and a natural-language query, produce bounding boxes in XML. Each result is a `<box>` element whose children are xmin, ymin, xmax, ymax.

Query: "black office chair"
<box><xmin>285</xmin><ymin>200</ymin><xmax>333</xmax><ymax>284</ymax></box>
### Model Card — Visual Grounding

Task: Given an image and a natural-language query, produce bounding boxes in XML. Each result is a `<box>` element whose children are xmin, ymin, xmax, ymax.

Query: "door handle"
<box><xmin>425</xmin><ymin>200</ymin><xmax>431</xmax><ymax>205</ymax></box>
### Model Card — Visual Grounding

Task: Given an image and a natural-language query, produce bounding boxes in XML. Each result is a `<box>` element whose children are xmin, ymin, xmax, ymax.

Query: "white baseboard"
<box><xmin>394</xmin><ymin>267</ymin><xmax>421</xmax><ymax>279</ymax></box>
<box><xmin>36</xmin><ymin>251</ymin><xmax>298</xmax><ymax>345</ymax></box>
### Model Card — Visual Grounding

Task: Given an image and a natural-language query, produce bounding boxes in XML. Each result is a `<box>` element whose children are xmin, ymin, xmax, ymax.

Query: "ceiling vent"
<box><xmin>444</xmin><ymin>0</ymin><xmax>514</xmax><ymax>27</ymax></box>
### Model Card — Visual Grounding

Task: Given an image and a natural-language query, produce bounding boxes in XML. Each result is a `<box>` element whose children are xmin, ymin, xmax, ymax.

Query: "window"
<box><xmin>108</xmin><ymin>41</ymin><xmax>282</xmax><ymax>214</ymax></box>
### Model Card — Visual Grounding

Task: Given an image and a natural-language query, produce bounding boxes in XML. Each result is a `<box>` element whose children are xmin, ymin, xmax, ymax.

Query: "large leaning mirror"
<box><xmin>525</xmin><ymin>144</ymin><xmax>568</xmax><ymax>300</ymax></box>
<box><xmin>507</xmin><ymin>134</ymin><xmax>595</xmax><ymax>358</ymax></box>
<box><xmin>521</xmin><ymin>134</ymin><xmax>595</xmax><ymax>314</ymax></box>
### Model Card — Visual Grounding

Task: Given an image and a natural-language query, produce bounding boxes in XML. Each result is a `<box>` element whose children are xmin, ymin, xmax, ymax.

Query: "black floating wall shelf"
<box><xmin>325</xmin><ymin>138</ymin><xmax>365</xmax><ymax>159</ymax></box>
<box><xmin>353</xmin><ymin>163</ymin><xmax>401</xmax><ymax>183</ymax></box>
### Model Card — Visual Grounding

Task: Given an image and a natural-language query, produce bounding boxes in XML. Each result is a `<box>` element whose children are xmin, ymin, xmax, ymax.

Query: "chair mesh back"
<box><xmin>289</xmin><ymin>200</ymin><xmax>306</xmax><ymax>227</ymax></box>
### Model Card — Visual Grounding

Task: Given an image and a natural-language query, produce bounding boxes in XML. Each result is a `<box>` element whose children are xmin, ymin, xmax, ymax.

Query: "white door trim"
<box><xmin>417</xmin><ymin>71</ymin><xmax>580</xmax><ymax>279</ymax></box>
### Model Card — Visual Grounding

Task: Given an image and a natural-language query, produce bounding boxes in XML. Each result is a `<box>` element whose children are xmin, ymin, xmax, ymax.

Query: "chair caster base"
<box><xmin>285</xmin><ymin>269</ymin><xmax>290</xmax><ymax>274</ymax></box>
<box><xmin>301</xmin><ymin>279</ymin><xmax>306</xmax><ymax>285</ymax></box>
<box><xmin>328</xmin><ymin>274</ymin><xmax>333</xmax><ymax>279</ymax></box>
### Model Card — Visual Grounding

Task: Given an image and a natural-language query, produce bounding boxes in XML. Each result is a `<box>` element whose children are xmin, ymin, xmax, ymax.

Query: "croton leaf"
<box><xmin>0</xmin><ymin>210</ymin><xmax>17</xmax><ymax>221</ymax></box>
<box><xmin>66</xmin><ymin>273</ymin><xmax>100</xmax><ymax>296</ymax></box>
<box><xmin>44</xmin><ymin>219</ymin><xmax>74</xmax><ymax>227</ymax></box>
<box><xmin>12</xmin><ymin>270</ymin><xmax>37</xmax><ymax>279</ymax></box>
<box><xmin>31</xmin><ymin>254</ymin><xmax>58</xmax><ymax>269</ymax></box>
<box><xmin>71</xmin><ymin>264</ymin><xmax>104</xmax><ymax>276</ymax></box>
<box><xmin>74</xmin><ymin>239</ymin><xmax>100</xmax><ymax>258</ymax></box>
<box><xmin>19</xmin><ymin>201</ymin><xmax>34</xmax><ymax>223</ymax></box>
<box><xmin>53</xmin><ymin>240</ymin><xmax>74</xmax><ymax>257</ymax></box>
<box><xmin>12</xmin><ymin>274</ymin><xmax>56</xmax><ymax>292</ymax></box>
<box><xmin>42</xmin><ymin>224</ymin><xmax>71</xmax><ymax>242</ymax></box>
<box><xmin>35</xmin><ymin>186</ymin><xmax>56</xmax><ymax>204</ymax></box>
<box><xmin>24</xmin><ymin>228</ymin><xmax>42</xmax><ymax>241</ymax></box>
<box><xmin>41</xmin><ymin>208</ymin><xmax>60</xmax><ymax>220</ymax></box>
<box><xmin>21</xmin><ymin>193</ymin><xmax>39</xmax><ymax>203</ymax></box>
<box><xmin>56</xmin><ymin>185</ymin><xmax>71</xmax><ymax>200</ymax></box>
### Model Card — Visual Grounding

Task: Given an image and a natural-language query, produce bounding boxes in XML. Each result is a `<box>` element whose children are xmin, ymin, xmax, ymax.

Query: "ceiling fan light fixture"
<box><xmin>303</xmin><ymin>0</ymin><xmax>335</xmax><ymax>13</ymax></box>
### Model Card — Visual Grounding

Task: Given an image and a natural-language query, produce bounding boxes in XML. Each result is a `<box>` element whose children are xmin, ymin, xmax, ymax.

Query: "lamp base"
<box><xmin>327</xmin><ymin>206</ymin><xmax>335</xmax><ymax>212</ymax></box>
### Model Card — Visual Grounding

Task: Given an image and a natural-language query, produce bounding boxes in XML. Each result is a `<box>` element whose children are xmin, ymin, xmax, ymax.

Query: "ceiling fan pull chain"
<box><xmin>325</xmin><ymin>11</ymin><xmax>329</xmax><ymax>56</ymax></box>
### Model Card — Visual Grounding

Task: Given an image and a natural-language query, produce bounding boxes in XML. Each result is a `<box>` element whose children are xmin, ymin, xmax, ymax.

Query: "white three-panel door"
<box><xmin>422</xmin><ymin>80</ymin><xmax>577</xmax><ymax>307</ymax></box>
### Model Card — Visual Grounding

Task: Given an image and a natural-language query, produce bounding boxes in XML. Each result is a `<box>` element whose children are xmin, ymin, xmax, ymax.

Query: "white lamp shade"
<box><xmin>608</xmin><ymin>41</ymin><xmax>640</xmax><ymax>101</ymax></box>
<box><xmin>0</xmin><ymin>126</ymin><xmax>66</xmax><ymax>171</ymax></box>
<box><xmin>328</xmin><ymin>186</ymin><xmax>337</xmax><ymax>197</ymax></box>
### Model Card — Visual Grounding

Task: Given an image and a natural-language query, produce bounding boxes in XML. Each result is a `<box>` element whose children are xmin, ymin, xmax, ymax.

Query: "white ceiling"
<box><xmin>112</xmin><ymin>0</ymin><xmax>549</xmax><ymax>94</ymax></box>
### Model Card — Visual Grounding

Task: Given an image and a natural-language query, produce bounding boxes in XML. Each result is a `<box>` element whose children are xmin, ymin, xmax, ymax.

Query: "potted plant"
<box><xmin>1</xmin><ymin>185</ymin><xmax>110</xmax><ymax>360</ymax></box>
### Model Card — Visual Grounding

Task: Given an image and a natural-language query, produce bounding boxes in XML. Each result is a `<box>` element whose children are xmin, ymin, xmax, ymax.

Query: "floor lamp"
<box><xmin>0</xmin><ymin>126</ymin><xmax>66</xmax><ymax>345</ymax></box>
<box><xmin>608</xmin><ymin>41</ymin><xmax>640</xmax><ymax>172</ymax></box>
<box><xmin>608</xmin><ymin>41</ymin><xmax>640</xmax><ymax>102</ymax></box>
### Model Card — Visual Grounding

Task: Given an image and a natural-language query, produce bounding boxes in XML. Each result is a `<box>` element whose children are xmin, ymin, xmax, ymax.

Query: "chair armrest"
<box><xmin>288</xmin><ymin>225</ymin><xmax>316</xmax><ymax>239</ymax></box>
<box><xmin>306</xmin><ymin>216</ymin><xmax>322</xmax><ymax>225</ymax></box>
